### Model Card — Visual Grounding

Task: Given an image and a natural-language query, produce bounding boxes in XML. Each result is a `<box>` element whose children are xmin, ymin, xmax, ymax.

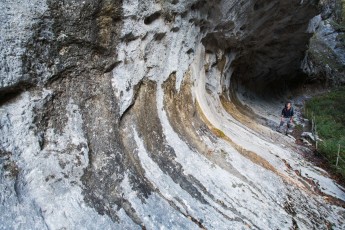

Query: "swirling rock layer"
<box><xmin>1</xmin><ymin>0</ymin><xmax>345</xmax><ymax>229</ymax></box>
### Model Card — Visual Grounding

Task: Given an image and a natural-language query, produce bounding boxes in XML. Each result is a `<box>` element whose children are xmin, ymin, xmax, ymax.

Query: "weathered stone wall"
<box><xmin>0</xmin><ymin>0</ymin><xmax>48</xmax><ymax>95</ymax></box>
<box><xmin>1</xmin><ymin>0</ymin><xmax>344</xmax><ymax>229</ymax></box>
<box><xmin>202</xmin><ymin>0</ymin><xmax>319</xmax><ymax>95</ymax></box>
<box><xmin>302</xmin><ymin>0</ymin><xmax>345</xmax><ymax>85</ymax></box>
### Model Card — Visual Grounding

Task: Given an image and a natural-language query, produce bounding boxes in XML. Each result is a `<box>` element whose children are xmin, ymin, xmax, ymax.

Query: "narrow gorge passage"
<box><xmin>1</xmin><ymin>0</ymin><xmax>345</xmax><ymax>229</ymax></box>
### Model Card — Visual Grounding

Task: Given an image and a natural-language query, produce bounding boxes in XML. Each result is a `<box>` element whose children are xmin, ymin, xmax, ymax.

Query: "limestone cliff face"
<box><xmin>1</xmin><ymin>0</ymin><xmax>345</xmax><ymax>229</ymax></box>
<box><xmin>302</xmin><ymin>0</ymin><xmax>345</xmax><ymax>85</ymax></box>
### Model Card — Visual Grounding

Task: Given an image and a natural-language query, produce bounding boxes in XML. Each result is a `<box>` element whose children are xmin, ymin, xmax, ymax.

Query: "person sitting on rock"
<box><xmin>279</xmin><ymin>102</ymin><xmax>294</xmax><ymax>135</ymax></box>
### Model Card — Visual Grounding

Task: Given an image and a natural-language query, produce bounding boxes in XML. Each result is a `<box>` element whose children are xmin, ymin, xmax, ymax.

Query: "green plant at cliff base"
<box><xmin>305</xmin><ymin>87</ymin><xmax>345</xmax><ymax>177</ymax></box>
<box><xmin>333</xmin><ymin>0</ymin><xmax>345</xmax><ymax>23</ymax></box>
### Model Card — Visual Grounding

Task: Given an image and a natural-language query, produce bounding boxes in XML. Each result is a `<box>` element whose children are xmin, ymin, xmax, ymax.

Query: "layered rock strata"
<box><xmin>1</xmin><ymin>0</ymin><xmax>345</xmax><ymax>229</ymax></box>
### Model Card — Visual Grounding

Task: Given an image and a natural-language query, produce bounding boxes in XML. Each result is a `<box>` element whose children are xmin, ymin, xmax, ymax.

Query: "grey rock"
<box><xmin>1</xmin><ymin>0</ymin><xmax>345</xmax><ymax>229</ymax></box>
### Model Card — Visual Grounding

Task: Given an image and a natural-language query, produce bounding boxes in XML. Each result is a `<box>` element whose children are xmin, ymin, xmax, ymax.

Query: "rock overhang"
<box><xmin>1</xmin><ymin>0</ymin><xmax>344</xmax><ymax>229</ymax></box>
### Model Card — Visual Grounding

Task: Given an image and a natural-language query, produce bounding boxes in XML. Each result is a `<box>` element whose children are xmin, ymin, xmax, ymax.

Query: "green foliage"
<box><xmin>305</xmin><ymin>87</ymin><xmax>345</xmax><ymax>176</ymax></box>
<box><xmin>295</xmin><ymin>124</ymin><xmax>303</xmax><ymax>132</ymax></box>
<box><xmin>337</xmin><ymin>33</ymin><xmax>345</xmax><ymax>48</ymax></box>
<box><xmin>330</xmin><ymin>20</ymin><xmax>345</xmax><ymax>32</ymax></box>
<box><xmin>334</xmin><ymin>0</ymin><xmax>345</xmax><ymax>25</ymax></box>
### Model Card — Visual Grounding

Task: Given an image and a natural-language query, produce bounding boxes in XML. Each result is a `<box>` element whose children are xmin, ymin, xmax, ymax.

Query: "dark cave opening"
<box><xmin>201</xmin><ymin>0</ymin><xmax>320</xmax><ymax>99</ymax></box>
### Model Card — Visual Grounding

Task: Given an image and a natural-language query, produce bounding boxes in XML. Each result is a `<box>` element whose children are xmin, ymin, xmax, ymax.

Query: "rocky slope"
<box><xmin>1</xmin><ymin>0</ymin><xmax>345</xmax><ymax>229</ymax></box>
<box><xmin>302</xmin><ymin>0</ymin><xmax>345</xmax><ymax>85</ymax></box>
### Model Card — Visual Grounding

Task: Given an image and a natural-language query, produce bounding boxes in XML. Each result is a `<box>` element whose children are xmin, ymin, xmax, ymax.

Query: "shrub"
<box><xmin>305</xmin><ymin>87</ymin><xmax>345</xmax><ymax>177</ymax></box>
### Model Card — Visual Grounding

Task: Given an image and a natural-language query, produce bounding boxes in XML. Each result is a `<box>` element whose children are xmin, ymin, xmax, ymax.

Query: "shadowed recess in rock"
<box><xmin>1</xmin><ymin>0</ymin><xmax>345</xmax><ymax>229</ymax></box>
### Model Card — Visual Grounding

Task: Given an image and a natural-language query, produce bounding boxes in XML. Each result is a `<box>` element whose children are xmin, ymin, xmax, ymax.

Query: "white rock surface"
<box><xmin>1</xmin><ymin>0</ymin><xmax>345</xmax><ymax>229</ymax></box>
<box><xmin>0</xmin><ymin>0</ymin><xmax>47</xmax><ymax>89</ymax></box>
